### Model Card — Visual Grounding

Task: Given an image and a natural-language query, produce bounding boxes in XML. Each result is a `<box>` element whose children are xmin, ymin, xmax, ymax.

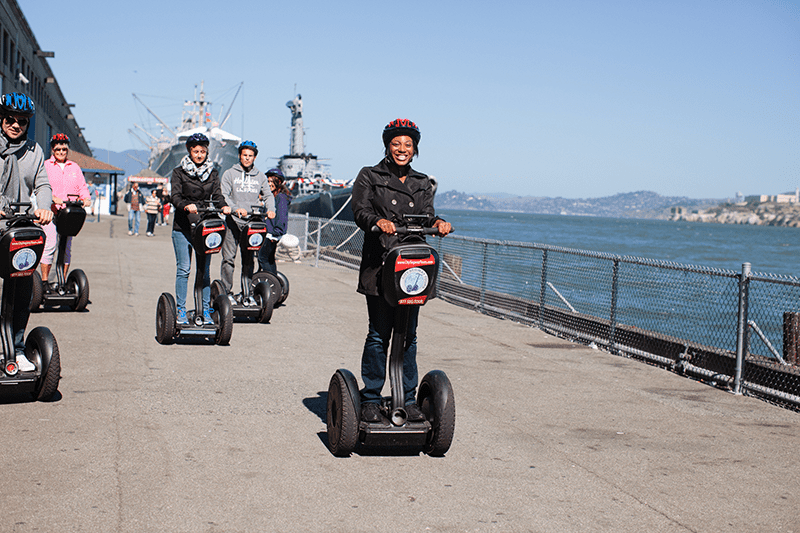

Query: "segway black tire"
<box><xmin>275</xmin><ymin>271</ymin><xmax>290</xmax><ymax>305</ymax></box>
<box><xmin>210</xmin><ymin>279</ymin><xmax>225</xmax><ymax>304</ymax></box>
<box><xmin>155</xmin><ymin>293</ymin><xmax>177</xmax><ymax>345</ymax></box>
<box><xmin>213</xmin><ymin>294</ymin><xmax>233</xmax><ymax>346</ymax></box>
<box><xmin>418</xmin><ymin>370</ymin><xmax>456</xmax><ymax>457</ymax></box>
<box><xmin>253</xmin><ymin>281</ymin><xmax>273</xmax><ymax>324</ymax></box>
<box><xmin>29</xmin><ymin>270</ymin><xmax>43</xmax><ymax>311</ymax></box>
<box><xmin>326</xmin><ymin>370</ymin><xmax>360</xmax><ymax>457</ymax></box>
<box><xmin>252</xmin><ymin>271</ymin><xmax>281</xmax><ymax>307</ymax></box>
<box><xmin>26</xmin><ymin>326</ymin><xmax>61</xmax><ymax>401</ymax></box>
<box><xmin>67</xmin><ymin>269</ymin><xmax>90</xmax><ymax>311</ymax></box>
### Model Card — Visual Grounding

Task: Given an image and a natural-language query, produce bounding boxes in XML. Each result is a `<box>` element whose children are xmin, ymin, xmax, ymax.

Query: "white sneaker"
<box><xmin>16</xmin><ymin>354</ymin><xmax>36</xmax><ymax>372</ymax></box>
<box><xmin>128</xmin><ymin>230</ymin><xmax>133</xmax><ymax>235</ymax></box>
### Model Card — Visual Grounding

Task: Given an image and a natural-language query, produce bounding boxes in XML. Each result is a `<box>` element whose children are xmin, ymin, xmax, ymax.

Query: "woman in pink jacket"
<box><xmin>40</xmin><ymin>133</ymin><xmax>91</xmax><ymax>284</ymax></box>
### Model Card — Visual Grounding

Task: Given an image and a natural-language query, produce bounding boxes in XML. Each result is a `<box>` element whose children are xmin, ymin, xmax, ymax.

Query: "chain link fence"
<box><xmin>287</xmin><ymin>214</ymin><xmax>800</xmax><ymax>411</ymax></box>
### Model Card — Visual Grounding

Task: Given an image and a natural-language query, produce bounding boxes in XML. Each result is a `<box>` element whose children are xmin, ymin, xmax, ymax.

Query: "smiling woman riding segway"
<box><xmin>29</xmin><ymin>133</ymin><xmax>91</xmax><ymax>312</ymax></box>
<box><xmin>169</xmin><ymin>133</ymin><xmax>231</xmax><ymax>326</ymax></box>
<box><xmin>325</xmin><ymin>119</ymin><xmax>454</xmax><ymax>456</ymax></box>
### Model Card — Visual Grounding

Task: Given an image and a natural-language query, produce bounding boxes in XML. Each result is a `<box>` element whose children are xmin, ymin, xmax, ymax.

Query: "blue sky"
<box><xmin>19</xmin><ymin>0</ymin><xmax>799</xmax><ymax>199</ymax></box>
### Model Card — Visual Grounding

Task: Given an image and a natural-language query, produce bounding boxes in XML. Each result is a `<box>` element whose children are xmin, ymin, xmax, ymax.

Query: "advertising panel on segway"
<box><xmin>0</xmin><ymin>203</ymin><xmax>61</xmax><ymax>401</ymax></box>
<box><xmin>155</xmin><ymin>202</ymin><xmax>234</xmax><ymax>345</ymax></box>
<box><xmin>30</xmin><ymin>194</ymin><xmax>89</xmax><ymax>311</ymax></box>
<box><xmin>326</xmin><ymin>215</ymin><xmax>455</xmax><ymax>457</ymax></box>
<box><xmin>211</xmin><ymin>205</ymin><xmax>275</xmax><ymax>324</ymax></box>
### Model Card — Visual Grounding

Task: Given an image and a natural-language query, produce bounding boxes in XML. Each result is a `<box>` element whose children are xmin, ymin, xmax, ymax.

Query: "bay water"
<box><xmin>438</xmin><ymin>209</ymin><xmax>800</xmax><ymax>278</ymax></box>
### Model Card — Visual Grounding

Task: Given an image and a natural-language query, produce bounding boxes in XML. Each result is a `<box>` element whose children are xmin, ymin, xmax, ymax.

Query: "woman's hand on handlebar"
<box><xmin>52</xmin><ymin>195</ymin><xmax>63</xmax><ymax>206</ymax></box>
<box><xmin>82</xmin><ymin>197</ymin><xmax>92</xmax><ymax>208</ymax></box>
<box><xmin>376</xmin><ymin>218</ymin><xmax>396</xmax><ymax>235</ymax></box>
<box><xmin>34</xmin><ymin>208</ymin><xmax>53</xmax><ymax>224</ymax></box>
<box><xmin>433</xmin><ymin>219</ymin><xmax>452</xmax><ymax>236</ymax></box>
<box><xmin>185</xmin><ymin>204</ymin><xmax>198</xmax><ymax>214</ymax></box>
<box><xmin>222</xmin><ymin>206</ymin><xmax>232</xmax><ymax>215</ymax></box>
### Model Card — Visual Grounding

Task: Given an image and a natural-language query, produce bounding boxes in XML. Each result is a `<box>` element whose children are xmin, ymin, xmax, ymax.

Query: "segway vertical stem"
<box><xmin>0</xmin><ymin>278</ymin><xmax>16</xmax><ymax>370</ymax></box>
<box><xmin>388</xmin><ymin>307</ymin><xmax>411</xmax><ymax>413</ymax></box>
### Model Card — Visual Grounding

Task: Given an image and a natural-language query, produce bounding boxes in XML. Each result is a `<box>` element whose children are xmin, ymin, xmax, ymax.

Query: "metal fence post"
<box><xmin>539</xmin><ymin>250</ymin><xmax>548</xmax><ymax>329</ymax></box>
<box><xmin>303</xmin><ymin>213</ymin><xmax>309</xmax><ymax>251</ymax></box>
<box><xmin>609</xmin><ymin>258</ymin><xmax>620</xmax><ymax>352</ymax></box>
<box><xmin>734</xmin><ymin>262</ymin><xmax>751</xmax><ymax>395</ymax></box>
<box><xmin>479</xmin><ymin>242</ymin><xmax>488</xmax><ymax>312</ymax></box>
<box><xmin>435</xmin><ymin>237</ymin><xmax>443</xmax><ymax>294</ymax></box>
<box><xmin>314</xmin><ymin>220</ymin><xmax>321</xmax><ymax>268</ymax></box>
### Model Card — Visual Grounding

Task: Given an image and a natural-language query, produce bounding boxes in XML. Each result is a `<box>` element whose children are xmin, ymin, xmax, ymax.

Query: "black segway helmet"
<box><xmin>0</xmin><ymin>92</ymin><xmax>35</xmax><ymax>117</ymax></box>
<box><xmin>185</xmin><ymin>133</ymin><xmax>209</xmax><ymax>151</ymax></box>
<box><xmin>50</xmin><ymin>133</ymin><xmax>70</xmax><ymax>148</ymax></box>
<box><xmin>382</xmin><ymin>119</ymin><xmax>420</xmax><ymax>146</ymax></box>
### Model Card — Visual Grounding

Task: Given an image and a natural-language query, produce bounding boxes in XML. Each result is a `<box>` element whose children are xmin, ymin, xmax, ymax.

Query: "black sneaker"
<box><xmin>361</xmin><ymin>402</ymin><xmax>382</xmax><ymax>423</ymax></box>
<box><xmin>405</xmin><ymin>403</ymin><xmax>426</xmax><ymax>421</ymax></box>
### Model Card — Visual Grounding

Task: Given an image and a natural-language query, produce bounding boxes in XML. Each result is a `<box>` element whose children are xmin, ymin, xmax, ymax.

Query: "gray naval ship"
<box><xmin>280</xmin><ymin>94</ymin><xmax>354</xmax><ymax>221</ymax></box>
<box><xmin>133</xmin><ymin>82</ymin><xmax>242</xmax><ymax>180</ymax></box>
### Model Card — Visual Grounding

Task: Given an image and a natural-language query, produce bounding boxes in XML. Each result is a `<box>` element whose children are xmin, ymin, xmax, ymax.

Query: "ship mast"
<box><xmin>287</xmin><ymin>94</ymin><xmax>304</xmax><ymax>156</ymax></box>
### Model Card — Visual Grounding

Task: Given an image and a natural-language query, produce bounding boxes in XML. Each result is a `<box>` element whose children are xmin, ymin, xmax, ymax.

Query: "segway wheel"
<box><xmin>67</xmin><ymin>269</ymin><xmax>90</xmax><ymax>311</ymax></box>
<box><xmin>418</xmin><ymin>370</ymin><xmax>456</xmax><ymax>457</ymax></box>
<box><xmin>253</xmin><ymin>281</ymin><xmax>273</xmax><ymax>324</ymax></box>
<box><xmin>275</xmin><ymin>271</ymin><xmax>290</xmax><ymax>305</ymax></box>
<box><xmin>155</xmin><ymin>292</ymin><xmax>177</xmax><ymax>345</ymax></box>
<box><xmin>26</xmin><ymin>326</ymin><xmax>61</xmax><ymax>401</ymax></box>
<box><xmin>213</xmin><ymin>294</ymin><xmax>233</xmax><ymax>346</ymax></box>
<box><xmin>252</xmin><ymin>271</ymin><xmax>281</xmax><ymax>307</ymax></box>
<box><xmin>29</xmin><ymin>270</ymin><xmax>44</xmax><ymax>311</ymax></box>
<box><xmin>326</xmin><ymin>370</ymin><xmax>360</xmax><ymax>457</ymax></box>
<box><xmin>210</xmin><ymin>279</ymin><xmax>225</xmax><ymax>304</ymax></box>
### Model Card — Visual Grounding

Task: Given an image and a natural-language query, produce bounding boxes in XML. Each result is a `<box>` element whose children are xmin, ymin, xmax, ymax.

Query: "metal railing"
<box><xmin>287</xmin><ymin>214</ymin><xmax>800</xmax><ymax>411</ymax></box>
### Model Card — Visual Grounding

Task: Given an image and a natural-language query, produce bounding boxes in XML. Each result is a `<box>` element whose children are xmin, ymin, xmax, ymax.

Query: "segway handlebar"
<box><xmin>62</xmin><ymin>194</ymin><xmax>84</xmax><ymax>207</ymax></box>
<box><xmin>370</xmin><ymin>225</ymin><xmax>453</xmax><ymax>236</ymax></box>
<box><xmin>1</xmin><ymin>202</ymin><xmax>35</xmax><ymax>219</ymax></box>
<box><xmin>194</xmin><ymin>202</ymin><xmax>226</xmax><ymax>215</ymax></box>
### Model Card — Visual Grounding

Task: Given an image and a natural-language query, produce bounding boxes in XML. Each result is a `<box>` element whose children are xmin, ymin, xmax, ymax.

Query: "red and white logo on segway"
<box><xmin>400</xmin><ymin>267</ymin><xmax>429</xmax><ymax>296</ymax></box>
<box><xmin>202</xmin><ymin>226</ymin><xmax>224</xmax><ymax>252</ymax></box>
<box><xmin>10</xmin><ymin>237</ymin><xmax>42</xmax><ymax>276</ymax></box>
<box><xmin>247</xmin><ymin>233</ymin><xmax>264</xmax><ymax>249</ymax></box>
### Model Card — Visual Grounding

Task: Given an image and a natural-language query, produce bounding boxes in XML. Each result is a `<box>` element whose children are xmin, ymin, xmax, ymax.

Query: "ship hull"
<box><xmin>289</xmin><ymin>188</ymin><xmax>353</xmax><ymax>221</ymax></box>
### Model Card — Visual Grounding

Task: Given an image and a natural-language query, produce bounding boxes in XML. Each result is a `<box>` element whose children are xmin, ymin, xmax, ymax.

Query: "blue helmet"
<box><xmin>1</xmin><ymin>92</ymin><xmax>35</xmax><ymax>117</ymax></box>
<box><xmin>185</xmin><ymin>133</ymin><xmax>209</xmax><ymax>150</ymax></box>
<box><xmin>239</xmin><ymin>140</ymin><xmax>258</xmax><ymax>156</ymax></box>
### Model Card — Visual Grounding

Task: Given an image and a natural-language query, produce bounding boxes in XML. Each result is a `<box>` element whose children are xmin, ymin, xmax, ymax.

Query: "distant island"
<box><xmin>435</xmin><ymin>190</ymin><xmax>721</xmax><ymax>219</ymax></box>
<box><xmin>435</xmin><ymin>190</ymin><xmax>800</xmax><ymax>227</ymax></box>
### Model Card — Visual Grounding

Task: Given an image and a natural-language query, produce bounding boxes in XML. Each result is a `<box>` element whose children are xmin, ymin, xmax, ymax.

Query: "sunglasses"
<box><xmin>4</xmin><ymin>116</ymin><xmax>29</xmax><ymax>127</ymax></box>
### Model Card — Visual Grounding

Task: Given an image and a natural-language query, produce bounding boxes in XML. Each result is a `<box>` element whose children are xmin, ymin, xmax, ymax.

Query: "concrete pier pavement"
<box><xmin>1</xmin><ymin>215</ymin><xmax>798</xmax><ymax>533</ymax></box>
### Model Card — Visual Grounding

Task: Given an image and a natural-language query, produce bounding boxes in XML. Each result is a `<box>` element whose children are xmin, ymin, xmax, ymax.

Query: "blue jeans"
<box><xmin>360</xmin><ymin>294</ymin><xmax>420</xmax><ymax>405</ymax></box>
<box><xmin>128</xmin><ymin>210</ymin><xmax>140</xmax><ymax>234</ymax></box>
<box><xmin>172</xmin><ymin>229</ymin><xmax>211</xmax><ymax>313</ymax></box>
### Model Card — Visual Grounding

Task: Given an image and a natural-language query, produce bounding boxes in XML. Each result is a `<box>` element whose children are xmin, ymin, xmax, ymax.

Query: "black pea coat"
<box><xmin>351</xmin><ymin>158</ymin><xmax>441</xmax><ymax>296</ymax></box>
<box><xmin>170</xmin><ymin>166</ymin><xmax>227</xmax><ymax>236</ymax></box>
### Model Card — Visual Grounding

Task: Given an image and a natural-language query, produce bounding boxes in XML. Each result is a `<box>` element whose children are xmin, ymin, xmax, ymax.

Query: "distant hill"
<box><xmin>435</xmin><ymin>190</ymin><xmax>724</xmax><ymax>219</ymax></box>
<box><xmin>90</xmin><ymin>148</ymin><xmax>149</xmax><ymax>178</ymax></box>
